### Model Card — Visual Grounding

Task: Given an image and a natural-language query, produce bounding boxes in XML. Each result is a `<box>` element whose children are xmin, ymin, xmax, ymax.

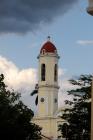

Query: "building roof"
<box><xmin>40</xmin><ymin>41</ymin><xmax>57</xmax><ymax>54</ymax></box>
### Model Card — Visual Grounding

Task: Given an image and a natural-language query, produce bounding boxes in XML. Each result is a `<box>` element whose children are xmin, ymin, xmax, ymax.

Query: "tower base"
<box><xmin>32</xmin><ymin>116</ymin><xmax>65</xmax><ymax>140</ymax></box>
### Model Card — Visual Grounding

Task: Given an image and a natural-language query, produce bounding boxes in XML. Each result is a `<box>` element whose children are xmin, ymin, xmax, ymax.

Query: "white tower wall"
<box><xmin>38</xmin><ymin>54</ymin><xmax>58</xmax><ymax>86</ymax></box>
<box><xmin>32</xmin><ymin>40</ymin><xmax>64</xmax><ymax>139</ymax></box>
<box><xmin>38</xmin><ymin>53</ymin><xmax>59</xmax><ymax>117</ymax></box>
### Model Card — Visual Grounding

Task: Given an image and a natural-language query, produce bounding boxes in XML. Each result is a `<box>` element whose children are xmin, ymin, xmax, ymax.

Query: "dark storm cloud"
<box><xmin>0</xmin><ymin>0</ymin><xmax>78</xmax><ymax>34</ymax></box>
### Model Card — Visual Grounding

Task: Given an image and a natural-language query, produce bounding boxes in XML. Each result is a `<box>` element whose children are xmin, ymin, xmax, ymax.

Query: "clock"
<box><xmin>40</xmin><ymin>97</ymin><xmax>45</xmax><ymax>102</ymax></box>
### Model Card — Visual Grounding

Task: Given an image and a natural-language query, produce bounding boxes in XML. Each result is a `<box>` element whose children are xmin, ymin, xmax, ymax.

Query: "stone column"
<box><xmin>87</xmin><ymin>0</ymin><xmax>93</xmax><ymax>15</ymax></box>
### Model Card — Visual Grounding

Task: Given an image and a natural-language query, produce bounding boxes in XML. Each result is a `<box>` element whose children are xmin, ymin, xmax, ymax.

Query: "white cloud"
<box><xmin>58</xmin><ymin>77</ymin><xmax>78</xmax><ymax>109</ymax></box>
<box><xmin>0</xmin><ymin>56</ymin><xmax>37</xmax><ymax>111</ymax></box>
<box><xmin>58</xmin><ymin>68</ymin><xmax>75</xmax><ymax>109</ymax></box>
<box><xmin>0</xmin><ymin>56</ymin><xmax>75</xmax><ymax>113</ymax></box>
<box><xmin>0</xmin><ymin>56</ymin><xmax>37</xmax><ymax>91</ymax></box>
<box><xmin>77</xmin><ymin>40</ymin><xmax>93</xmax><ymax>46</ymax></box>
<box><xmin>58</xmin><ymin>68</ymin><xmax>67</xmax><ymax>77</ymax></box>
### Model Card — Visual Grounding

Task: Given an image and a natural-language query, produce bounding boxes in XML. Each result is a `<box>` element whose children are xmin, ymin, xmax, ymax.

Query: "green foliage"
<box><xmin>59</xmin><ymin>75</ymin><xmax>92</xmax><ymax>140</ymax></box>
<box><xmin>30</xmin><ymin>84</ymin><xmax>38</xmax><ymax>105</ymax></box>
<box><xmin>0</xmin><ymin>74</ymin><xmax>42</xmax><ymax>140</ymax></box>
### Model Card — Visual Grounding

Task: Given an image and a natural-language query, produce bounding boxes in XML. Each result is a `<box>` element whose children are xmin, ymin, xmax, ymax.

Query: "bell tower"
<box><xmin>37</xmin><ymin>37</ymin><xmax>60</xmax><ymax>117</ymax></box>
<box><xmin>33</xmin><ymin>38</ymin><xmax>63</xmax><ymax>139</ymax></box>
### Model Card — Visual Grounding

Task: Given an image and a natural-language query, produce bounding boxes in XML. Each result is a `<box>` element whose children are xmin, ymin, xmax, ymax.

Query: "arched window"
<box><xmin>54</xmin><ymin>64</ymin><xmax>58</xmax><ymax>81</ymax></box>
<box><xmin>41</xmin><ymin>64</ymin><xmax>46</xmax><ymax>81</ymax></box>
<box><xmin>42</xmin><ymin>49</ymin><xmax>45</xmax><ymax>54</ymax></box>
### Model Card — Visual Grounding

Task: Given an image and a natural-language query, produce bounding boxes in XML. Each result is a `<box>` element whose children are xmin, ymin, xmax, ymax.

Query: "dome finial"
<box><xmin>47</xmin><ymin>36</ymin><xmax>51</xmax><ymax>41</ymax></box>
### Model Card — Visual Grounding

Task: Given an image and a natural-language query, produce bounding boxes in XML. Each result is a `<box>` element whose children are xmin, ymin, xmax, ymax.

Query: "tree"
<box><xmin>59</xmin><ymin>74</ymin><xmax>92</xmax><ymax>140</ymax></box>
<box><xmin>0</xmin><ymin>74</ymin><xmax>42</xmax><ymax>140</ymax></box>
<box><xmin>30</xmin><ymin>84</ymin><xmax>38</xmax><ymax>105</ymax></box>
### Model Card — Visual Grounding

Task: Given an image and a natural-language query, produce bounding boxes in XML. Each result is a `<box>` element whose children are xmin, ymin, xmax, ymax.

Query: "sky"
<box><xmin>0</xmin><ymin>0</ymin><xmax>93</xmax><ymax>112</ymax></box>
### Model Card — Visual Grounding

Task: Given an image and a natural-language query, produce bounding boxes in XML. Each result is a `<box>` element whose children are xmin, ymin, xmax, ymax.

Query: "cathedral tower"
<box><xmin>33</xmin><ymin>38</ymin><xmax>63</xmax><ymax>139</ymax></box>
<box><xmin>37</xmin><ymin>37</ymin><xmax>59</xmax><ymax>117</ymax></box>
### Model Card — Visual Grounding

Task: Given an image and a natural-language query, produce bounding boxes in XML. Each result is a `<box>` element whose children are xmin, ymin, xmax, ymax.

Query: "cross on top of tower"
<box><xmin>40</xmin><ymin>37</ymin><xmax>57</xmax><ymax>54</ymax></box>
<box><xmin>47</xmin><ymin>36</ymin><xmax>51</xmax><ymax>41</ymax></box>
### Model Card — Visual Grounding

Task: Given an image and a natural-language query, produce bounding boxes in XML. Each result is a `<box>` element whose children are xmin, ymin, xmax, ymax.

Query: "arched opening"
<box><xmin>41</xmin><ymin>64</ymin><xmax>46</xmax><ymax>81</ymax></box>
<box><xmin>54</xmin><ymin>64</ymin><xmax>58</xmax><ymax>81</ymax></box>
<box><xmin>42</xmin><ymin>49</ymin><xmax>45</xmax><ymax>54</ymax></box>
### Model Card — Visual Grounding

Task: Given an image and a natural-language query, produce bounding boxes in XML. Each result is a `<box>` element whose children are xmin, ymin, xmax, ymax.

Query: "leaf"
<box><xmin>30</xmin><ymin>90</ymin><xmax>38</xmax><ymax>96</ymax></box>
<box><xmin>35</xmin><ymin>96</ymin><xmax>38</xmax><ymax>106</ymax></box>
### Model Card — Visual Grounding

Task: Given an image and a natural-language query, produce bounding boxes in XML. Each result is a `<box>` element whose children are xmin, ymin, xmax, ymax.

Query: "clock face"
<box><xmin>40</xmin><ymin>97</ymin><xmax>45</xmax><ymax>102</ymax></box>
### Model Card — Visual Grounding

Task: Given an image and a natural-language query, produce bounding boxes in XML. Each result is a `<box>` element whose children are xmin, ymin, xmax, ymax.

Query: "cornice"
<box><xmin>37</xmin><ymin>53</ymin><xmax>60</xmax><ymax>59</ymax></box>
<box><xmin>39</xmin><ymin>84</ymin><xmax>60</xmax><ymax>89</ymax></box>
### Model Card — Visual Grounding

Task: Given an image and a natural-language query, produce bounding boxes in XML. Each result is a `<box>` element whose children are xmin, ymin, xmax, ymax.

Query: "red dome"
<box><xmin>40</xmin><ymin>41</ymin><xmax>57</xmax><ymax>54</ymax></box>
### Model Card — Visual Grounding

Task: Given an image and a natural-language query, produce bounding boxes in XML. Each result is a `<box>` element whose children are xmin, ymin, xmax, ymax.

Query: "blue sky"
<box><xmin>0</xmin><ymin>0</ymin><xmax>93</xmax><ymax>109</ymax></box>
<box><xmin>0</xmin><ymin>0</ymin><xmax>92</xmax><ymax>76</ymax></box>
